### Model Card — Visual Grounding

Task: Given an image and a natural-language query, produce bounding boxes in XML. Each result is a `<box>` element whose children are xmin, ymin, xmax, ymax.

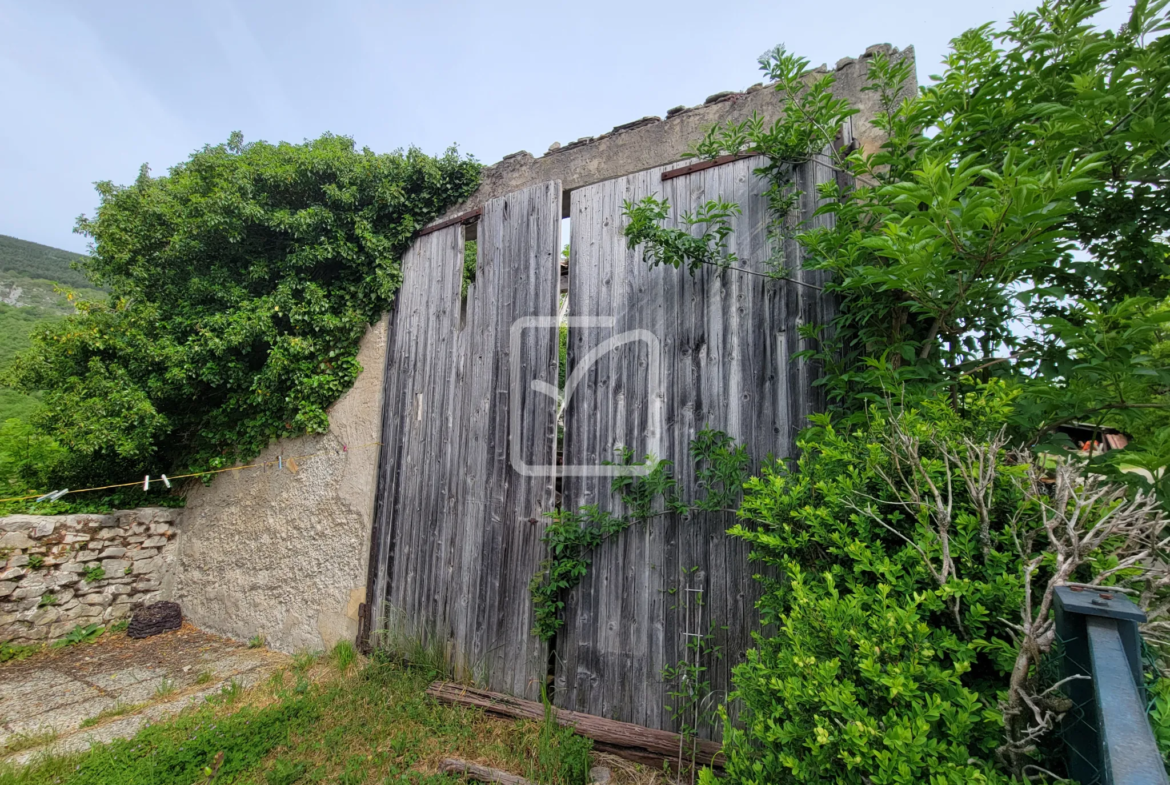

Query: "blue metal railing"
<box><xmin>1055</xmin><ymin>586</ymin><xmax>1168</xmax><ymax>785</ymax></box>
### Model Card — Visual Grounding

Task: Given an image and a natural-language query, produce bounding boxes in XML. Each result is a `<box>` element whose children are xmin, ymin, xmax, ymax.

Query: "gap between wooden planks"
<box><xmin>426</xmin><ymin>681</ymin><xmax>724</xmax><ymax>770</ymax></box>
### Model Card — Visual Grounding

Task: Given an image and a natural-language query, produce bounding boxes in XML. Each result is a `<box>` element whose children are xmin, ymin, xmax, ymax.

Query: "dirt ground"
<box><xmin>0</xmin><ymin>624</ymin><xmax>287</xmax><ymax>764</ymax></box>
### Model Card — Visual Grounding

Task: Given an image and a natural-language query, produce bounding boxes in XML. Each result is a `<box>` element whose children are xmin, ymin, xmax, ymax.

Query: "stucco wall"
<box><xmin>163</xmin><ymin>317</ymin><xmax>387</xmax><ymax>654</ymax></box>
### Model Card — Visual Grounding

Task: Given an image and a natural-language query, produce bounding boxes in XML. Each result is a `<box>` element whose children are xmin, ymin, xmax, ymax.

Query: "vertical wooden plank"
<box><xmin>556</xmin><ymin>155</ymin><xmax>832</xmax><ymax>737</ymax></box>
<box><xmin>369</xmin><ymin>181</ymin><xmax>561</xmax><ymax>700</ymax></box>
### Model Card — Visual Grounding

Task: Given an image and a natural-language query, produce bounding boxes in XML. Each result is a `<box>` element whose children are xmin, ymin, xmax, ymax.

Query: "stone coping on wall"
<box><xmin>433</xmin><ymin>43</ymin><xmax>917</xmax><ymax>224</ymax></box>
<box><xmin>0</xmin><ymin>508</ymin><xmax>180</xmax><ymax>644</ymax></box>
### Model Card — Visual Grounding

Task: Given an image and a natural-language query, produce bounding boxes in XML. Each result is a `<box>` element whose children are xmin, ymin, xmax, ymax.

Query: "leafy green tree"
<box><xmin>9</xmin><ymin>133</ymin><xmax>479</xmax><ymax>486</ymax></box>
<box><xmin>625</xmin><ymin>0</ymin><xmax>1170</xmax><ymax>444</ymax></box>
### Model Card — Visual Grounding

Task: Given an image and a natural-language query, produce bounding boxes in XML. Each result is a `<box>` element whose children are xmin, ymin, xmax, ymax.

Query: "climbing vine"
<box><xmin>530</xmin><ymin>430</ymin><xmax>750</xmax><ymax>642</ymax></box>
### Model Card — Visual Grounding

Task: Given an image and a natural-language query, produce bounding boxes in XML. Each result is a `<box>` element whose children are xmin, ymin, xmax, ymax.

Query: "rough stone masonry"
<box><xmin>0</xmin><ymin>508</ymin><xmax>179</xmax><ymax>644</ymax></box>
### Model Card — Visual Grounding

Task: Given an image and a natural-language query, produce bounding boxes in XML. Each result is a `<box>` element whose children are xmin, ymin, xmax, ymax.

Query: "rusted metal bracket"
<box><xmin>660</xmin><ymin>153</ymin><xmax>759</xmax><ymax>181</ymax></box>
<box><xmin>417</xmin><ymin>207</ymin><xmax>483</xmax><ymax>237</ymax></box>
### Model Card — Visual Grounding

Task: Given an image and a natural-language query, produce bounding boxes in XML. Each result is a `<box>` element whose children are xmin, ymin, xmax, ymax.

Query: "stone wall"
<box><xmin>0</xmin><ymin>507</ymin><xmax>179</xmax><ymax>643</ymax></box>
<box><xmin>162</xmin><ymin>317</ymin><xmax>387</xmax><ymax>655</ymax></box>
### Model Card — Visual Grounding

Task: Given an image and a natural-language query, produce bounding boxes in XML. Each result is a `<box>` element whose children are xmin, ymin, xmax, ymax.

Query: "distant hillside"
<box><xmin>0</xmin><ymin>234</ymin><xmax>104</xmax><ymax>315</ymax></box>
<box><xmin>0</xmin><ymin>234</ymin><xmax>106</xmax><ymax>424</ymax></box>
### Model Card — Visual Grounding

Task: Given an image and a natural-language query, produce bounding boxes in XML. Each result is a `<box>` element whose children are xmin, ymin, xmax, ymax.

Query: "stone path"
<box><xmin>1</xmin><ymin>624</ymin><xmax>288</xmax><ymax>765</ymax></box>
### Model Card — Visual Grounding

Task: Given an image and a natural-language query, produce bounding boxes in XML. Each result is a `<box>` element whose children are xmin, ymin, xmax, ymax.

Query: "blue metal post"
<box><xmin>1054</xmin><ymin>586</ymin><xmax>1167</xmax><ymax>785</ymax></box>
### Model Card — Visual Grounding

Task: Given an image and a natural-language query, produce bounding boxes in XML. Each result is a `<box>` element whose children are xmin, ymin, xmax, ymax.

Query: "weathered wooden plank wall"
<box><xmin>369</xmin><ymin>181</ymin><xmax>562</xmax><ymax>699</ymax></box>
<box><xmin>554</xmin><ymin>156</ymin><xmax>836</xmax><ymax>735</ymax></box>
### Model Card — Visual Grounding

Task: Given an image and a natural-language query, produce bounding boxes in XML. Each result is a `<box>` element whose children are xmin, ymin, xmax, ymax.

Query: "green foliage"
<box><xmin>720</xmin><ymin>382</ymin><xmax>1167</xmax><ymax>781</ymax></box>
<box><xmin>1148</xmin><ymin>677</ymin><xmax>1170</xmax><ymax>766</ymax></box>
<box><xmin>717</xmin><ymin>570</ymin><xmax>1006</xmax><ymax>785</ymax></box>
<box><xmin>248</xmin><ymin>633</ymin><xmax>266</xmax><ymax>649</ymax></box>
<box><xmin>0</xmin><ymin>641</ymin><xmax>39</xmax><ymax>664</ymax></box>
<box><xmin>532</xmin><ymin>430</ymin><xmax>751</xmax><ymax>641</ymax></box>
<box><xmin>0</xmin><ymin>417</ymin><xmax>65</xmax><ymax>496</ymax></box>
<box><xmin>37</xmin><ymin>593</ymin><xmax>56</xmax><ymax>607</ymax></box>
<box><xmin>331</xmin><ymin>639</ymin><xmax>357</xmax><ymax>671</ymax></box>
<box><xmin>462</xmin><ymin>239</ymin><xmax>478</xmax><ymax>298</ymax></box>
<box><xmin>55</xmin><ymin>623</ymin><xmax>105</xmax><ymax>647</ymax></box>
<box><xmin>0</xmin><ymin>487</ymin><xmax>184</xmax><ymax>517</ymax></box>
<box><xmin>82</xmin><ymin>565</ymin><xmax>105</xmax><ymax>583</ymax></box>
<box><xmin>622</xmin><ymin>196</ymin><xmax>741</xmax><ymax>274</ymax></box>
<box><xmin>26</xmin><ymin>554</ymin><xmax>43</xmax><ymax>570</ymax></box>
<box><xmin>8</xmin><ymin>133</ymin><xmax>480</xmax><ymax>488</ymax></box>
<box><xmin>625</xmin><ymin>2</ymin><xmax>1170</xmax><ymax>448</ymax></box>
<box><xmin>532</xmin><ymin>688</ymin><xmax>593</xmax><ymax>785</ymax></box>
<box><xmin>662</xmin><ymin>577</ymin><xmax>724</xmax><ymax>773</ymax></box>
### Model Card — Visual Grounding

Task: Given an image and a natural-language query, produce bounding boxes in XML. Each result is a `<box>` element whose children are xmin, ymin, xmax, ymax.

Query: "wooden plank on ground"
<box><xmin>427</xmin><ymin>681</ymin><xmax>724</xmax><ymax>769</ymax></box>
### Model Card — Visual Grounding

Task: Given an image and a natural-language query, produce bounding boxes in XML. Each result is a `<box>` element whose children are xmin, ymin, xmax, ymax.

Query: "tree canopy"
<box><xmin>8</xmin><ymin>133</ymin><xmax>479</xmax><ymax>487</ymax></box>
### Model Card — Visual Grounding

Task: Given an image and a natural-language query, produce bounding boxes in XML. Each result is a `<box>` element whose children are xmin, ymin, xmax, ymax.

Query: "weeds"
<box><xmin>81</xmin><ymin>565</ymin><xmax>105</xmax><ymax>583</ymax></box>
<box><xmin>108</xmin><ymin>620</ymin><xmax>128</xmax><ymax>634</ymax></box>
<box><xmin>54</xmin><ymin>624</ymin><xmax>104</xmax><ymax>647</ymax></box>
<box><xmin>248</xmin><ymin>634</ymin><xmax>266</xmax><ymax>649</ymax></box>
<box><xmin>218</xmin><ymin>678</ymin><xmax>243</xmax><ymax>705</ymax></box>
<box><xmin>370</xmin><ymin>610</ymin><xmax>453</xmax><ymax>680</ymax></box>
<box><xmin>0</xmin><ymin>642</ymin><xmax>40</xmax><ymax>664</ymax></box>
<box><xmin>195</xmin><ymin>670</ymin><xmax>213</xmax><ymax>685</ymax></box>
<box><xmin>0</xmin><ymin>729</ymin><xmax>57</xmax><ymax>756</ymax></box>
<box><xmin>154</xmin><ymin>677</ymin><xmax>176</xmax><ymax>698</ymax></box>
<box><xmin>532</xmin><ymin>687</ymin><xmax>592</xmax><ymax>785</ymax></box>
<box><xmin>291</xmin><ymin>651</ymin><xmax>319</xmax><ymax>675</ymax></box>
<box><xmin>331</xmin><ymin>640</ymin><xmax>356</xmax><ymax>672</ymax></box>
<box><xmin>78</xmin><ymin>702</ymin><xmax>144</xmax><ymax>729</ymax></box>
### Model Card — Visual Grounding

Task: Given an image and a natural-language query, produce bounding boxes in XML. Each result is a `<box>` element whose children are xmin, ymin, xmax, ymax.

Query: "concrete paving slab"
<box><xmin>0</xmin><ymin>625</ymin><xmax>288</xmax><ymax>765</ymax></box>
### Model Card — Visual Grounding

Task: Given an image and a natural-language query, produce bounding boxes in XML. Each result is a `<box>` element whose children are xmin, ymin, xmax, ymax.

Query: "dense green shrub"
<box><xmin>8</xmin><ymin>133</ymin><xmax>479</xmax><ymax>487</ymax></box>
<box><xmin>715</xmin><ymin>382</ymin><xmax>1166</xmax><ymax>781</ymax></box>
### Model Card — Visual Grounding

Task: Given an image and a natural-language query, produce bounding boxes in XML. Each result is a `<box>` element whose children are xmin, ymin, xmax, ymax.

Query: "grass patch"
<box><xmin>331</xmin><ymin>640</ymin><xmax>356</xmax><ymax>672</ymax></box>
<box><xmin>78</xmin><ymin>702</ymin><xmax>145</xmax><ymax>729</ymax></box>
<box><xmin>154</xmin><ymin>677</ymin><xmax>176</xmax><ymax>698</ymax></box>
<box><xmin>0</xmin><ymin>655</ymin><xmax>613</xmax><ymax>785</ymax></box>
<box><xmin>195</xmin><ymin>670</ymin><xmax>213</xmax><ymax>685</ymax></box>
<box><xmin>0</xmin><ymin>730</ymin><xmax>57</xmax><ymax>756</ymax></box>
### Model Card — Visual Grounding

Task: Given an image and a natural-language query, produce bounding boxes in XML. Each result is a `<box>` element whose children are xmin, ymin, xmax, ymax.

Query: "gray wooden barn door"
<box><xmin>554</xmin><ymin>156</ymin><xmax>835</xmax><ymax>734</ymax></box>
<box><xmin>369</xmin><ymin>180</ymin><xmax>561</xmax><ymax>699</ymax></box>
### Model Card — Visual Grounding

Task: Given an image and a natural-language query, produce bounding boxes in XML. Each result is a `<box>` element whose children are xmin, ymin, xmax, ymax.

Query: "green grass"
<box><xmin>78</xmin><ymin>702</ymin><xmax>145</xmax><ymax>729</ymax></box>
<box><xmin>0</xmin><ymin>730</ymin><xmax>57</xmax><ymax>757</ymax></box>
<box><xmin>0</xmin><ymin>655</ymin><xmax>598</xmax><ymax>785</ymax></box>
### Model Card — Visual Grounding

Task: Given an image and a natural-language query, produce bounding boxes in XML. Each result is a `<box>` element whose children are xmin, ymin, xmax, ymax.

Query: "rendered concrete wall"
<box><xmin>439</xmin><ymin>43</ymin><xmax>916</xmax><ymax>224</ymax></box>
<box><xmin>164</xmin><ymin>317</ymin><xmax>388</xmax><ymax>654</ymax></box>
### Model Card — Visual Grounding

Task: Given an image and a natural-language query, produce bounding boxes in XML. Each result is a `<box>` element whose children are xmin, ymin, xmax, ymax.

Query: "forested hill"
<box><xmin>0</xmin><ymin>234</ymin><xmax>103</xmax><ymax>426</ymax></box>
<box><xmin>0</xmin><ymin>234</ymin><xmax>102</xmax><ymax>314</ymax></box>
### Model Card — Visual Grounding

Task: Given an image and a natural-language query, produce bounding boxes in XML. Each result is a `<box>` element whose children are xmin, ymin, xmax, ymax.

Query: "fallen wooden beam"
<box><xmin>426</xmin><ymin>681</ymin><xmax>724</xmax><ymax>769</ymax></box>
<box><xmin>440</xmin><ymin>758</ymin><xmax>533</xmax><ymax>785</ymax></box>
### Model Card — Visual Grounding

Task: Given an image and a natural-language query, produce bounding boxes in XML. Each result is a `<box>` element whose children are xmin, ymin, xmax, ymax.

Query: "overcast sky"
<box><xmin>0</xmin><ymin>0</ymin><xmax>1133</xmax><ymax>253</ymax></box>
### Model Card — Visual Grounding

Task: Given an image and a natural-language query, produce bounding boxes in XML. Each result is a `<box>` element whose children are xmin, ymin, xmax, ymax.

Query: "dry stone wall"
<box><xmin>0</xmin><ymin>508</ymin><xmax>179</xmax><ymax>643</ymax></box>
